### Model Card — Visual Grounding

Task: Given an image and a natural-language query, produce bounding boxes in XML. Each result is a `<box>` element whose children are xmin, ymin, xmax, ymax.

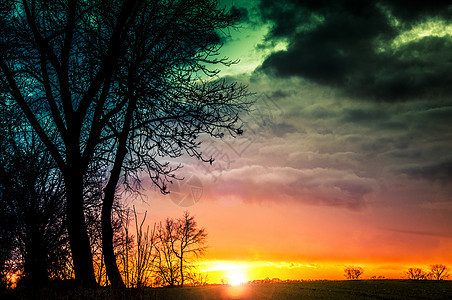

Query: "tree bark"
<box><xmin>64</xmin><ymin>169</ymin><xmax>96</xmax><ymax>287</ymax></box>
<box><xmin>180</xmin><ymin>253</ymin><xmax>184</xmax><ymax>287</ymax></box>
<box><xmin>100</xmin><ymin>98</ymin><xmax>136</xmax><ymax>289</ymax></box>
<box><xmin>101</xmin><ymin>187</ymin><xmax>125</xmax><ymax>288</ymax></box>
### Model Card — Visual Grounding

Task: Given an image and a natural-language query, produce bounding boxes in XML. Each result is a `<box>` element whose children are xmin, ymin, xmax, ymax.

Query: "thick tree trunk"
<box><xmin>101</xmin><ymin>188</ymin><xmax>125</xmax><ymax>288</ymax></box>
<box><xmin>101</xmin><ymin>134</ymin><xmax>129</xmax><ymax>288</ymax></box>
<box><xmin>101</xmin><ymin>97</ymin><xmax>136</xmax><ymax>288</ymax></box>
<box><xmin>100</xmin><ymin>130</ymin><xmax>129</xmax><ymax>288</ymax></box>
<box><xmin>65</xmin><ymin>171</ymin><xmax>96</xmax><ymax>287</ymax></box>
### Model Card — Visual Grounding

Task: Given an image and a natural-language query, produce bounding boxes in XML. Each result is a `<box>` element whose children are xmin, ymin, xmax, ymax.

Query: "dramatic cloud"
<box><xmin>238</xmin><ymin>75</ymin><xmax>452</xmax><ymax>182</ymax></box>
<box><xmin>256</xmin><ymin>0</ymin><xmax>452</xmax><ymax>101</ymax></box>
<box><xmin>139</xmin><ymin>2</ymin><xmax>452</xmax><ymax>273</ymax></box>
<box><xmin>398</xmin><ymin>157</ymin><xmax>452</xmax><ymax>183</ymax></box>
<box><xmin>208</xmin><ymin>165</ymin><xmax>376</xmax><ymax>210</ymax></box>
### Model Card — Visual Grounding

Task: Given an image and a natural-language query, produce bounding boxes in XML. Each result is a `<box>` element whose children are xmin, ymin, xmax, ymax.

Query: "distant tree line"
<box><xmin>405</xmin><ymin>265</ymin><xmax>450</xmax><ymax>280</ymax></box>
<box><xmin>344</xmin><ymin>264</ymin><xmax>450</xmax><ymax>281</ymax></box>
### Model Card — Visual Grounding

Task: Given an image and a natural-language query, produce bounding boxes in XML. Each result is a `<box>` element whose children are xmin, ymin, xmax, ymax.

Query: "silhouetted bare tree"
<box><xmin>429</xmin><ymin>264</ymin><xmax>450</xmax><ymax>280</ymax></box>
<box><xmin>119</xmin><ymin>207</ymin><xmax>156</xmax><ymax>288</ymax></box>
<box><xmin>84</xmin><ymin>175</ymin><xmax>130</xmax><ymax>286</ymax></box>
<box><xmin>344</xmin><ymin>266</ymin><xmax>364</xmax><ymax>280</ymax></box>
<box><xmin>0</xmin><ymin>161</ymin><xmax>15</xmax><ymax>289</ymax></box>
<box><xmin>173</xmin><ymin>212</ymin><xmax>207</xmax><ymax>287</ymax></box>
<box><xmin>405</xmin><ymin>268</ymin><xmax>428</xmax><ymax>280</ymax></box>
<box><xmin>0</xmin><ymin>210</ymin><xmax>13</xmax><ymax>289</ymax></box>
<box><xmin>115</xmin><ymin>206</ymin><xmax>156</xmax><ymax>288</ymax></box>
<box><xmin>154</xmin><ymin>212</ymin><xmax>207</xmax><ymax>287</ymax></box>
<box><xmin>0</xmin><ymin>0</ymin><xmax>248</xmax><ymax>287</ymax></box>
<box><xmin>0</xmin><ymin>118</ymin><xmax>70</xmax><ymax>286</ymax></box>
<box><xmin>0</xmin><ymin>121</ymin><xmax>15</xmax><ymax>289</ymax></box>
<box><xmin>185</xmin><ymin>270</ymin><xmax>208</xmax><ymax>286</ymax></box>
<box><xmin>154</xmin><ymin>218</ymin><xmax>179</xmax><ymax>287</ymax></box>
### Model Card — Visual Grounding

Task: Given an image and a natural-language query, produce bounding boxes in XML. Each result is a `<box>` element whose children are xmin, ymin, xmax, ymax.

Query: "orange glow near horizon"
<box><xmin>197</xmin><ymin>259</ymin><xmax>452</xmax><ymax>284</ymax></box>
<box><xmin>140</xmin><ymin>186</ymin><xmax>452</xmax><ymax>284</ymax></box>
<box><xmin>200</xmin><ymin>261</ymin><xmax>251</xmax><ymax>284</ymax></box>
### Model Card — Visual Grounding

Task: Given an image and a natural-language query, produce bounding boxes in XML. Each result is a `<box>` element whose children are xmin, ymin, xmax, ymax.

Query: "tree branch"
<box><xmin>0</xmin><ymin>59</ymin><xmax>65</xmax><ymax>169</ymax></box>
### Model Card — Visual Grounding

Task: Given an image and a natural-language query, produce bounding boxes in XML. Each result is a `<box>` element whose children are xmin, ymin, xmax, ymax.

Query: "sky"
<box><xmin>137</xmin><ymin>0</ymin><xmax>452</xmax><ymax>282</ymax></box>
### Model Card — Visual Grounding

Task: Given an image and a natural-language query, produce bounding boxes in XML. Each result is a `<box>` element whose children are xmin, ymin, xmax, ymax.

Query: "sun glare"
<box><xmin>227</xmin><ymin>271</ymin><xmax>247</xmax><ymax>285</ymax></box>
<box><xmin>200</xmin><ymin>261</ymin><xmax>251</xmax><ymax>284</ymax></box>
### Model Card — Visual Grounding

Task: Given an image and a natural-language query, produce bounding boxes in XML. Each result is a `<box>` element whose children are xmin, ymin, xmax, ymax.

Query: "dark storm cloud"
<box><xmin>342</xmin><ymin>108</ymin><xmax>389</xmax><ymax>124</ymax></box>
<box><xmin>256</xmin><ymin>0</ymin><xmax>452</xmax><ymax>101</ymax></box>
<box><xmin>229</xmin><ymin>5</ymin><xmax>249</xmax><ymax>23</ymax></box>
<box><xmin>399</xmin><ymin>157</ymin><xmax>452</xmax><ymax>183</ymax></box>
<box><xmin>378</xmin><ymin>0</ymin><xmax>452</xmax><ymax>22</ymax></box>
<box><xmin>342</xmin><ymin>103</ymin><xmax>452</xmax><ymax>132</ymax></box>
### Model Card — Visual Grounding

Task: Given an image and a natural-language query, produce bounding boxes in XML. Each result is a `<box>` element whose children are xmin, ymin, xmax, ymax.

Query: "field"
<box><xmin>2</xmin><ymin>280</ymin><xmax>452</xmax><ymax>299</ymax></box>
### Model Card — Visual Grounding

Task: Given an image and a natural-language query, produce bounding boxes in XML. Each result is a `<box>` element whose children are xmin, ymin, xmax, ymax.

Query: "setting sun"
<box><xmin>227</xmin><ymin>271</ymin><xmax>247</xmax><ymax>285</ymax></box>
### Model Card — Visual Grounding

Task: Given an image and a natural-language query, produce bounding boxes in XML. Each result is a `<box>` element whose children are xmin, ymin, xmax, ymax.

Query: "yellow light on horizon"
<box><xmin>199</xmin><ymin>261</ymin><xmax>252</xmax><ymax>284</ymax></box>
<box><xmin>227</xmin><ymin>270</ymin><xmax>248</xmax><ymax>286</ymax></box>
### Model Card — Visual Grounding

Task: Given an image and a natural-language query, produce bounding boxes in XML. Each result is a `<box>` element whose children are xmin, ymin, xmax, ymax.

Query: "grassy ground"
<box><xmin>2</xmin><ymin>280</ymin><xmax>452</xmax><ymax>299</ymax></box>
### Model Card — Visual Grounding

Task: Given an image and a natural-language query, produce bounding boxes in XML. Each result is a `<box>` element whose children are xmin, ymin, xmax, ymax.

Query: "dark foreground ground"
<box><xmin>2</xmin><ymin>280</ymin><xmax>452</xmax><ymax>300</ymax></box>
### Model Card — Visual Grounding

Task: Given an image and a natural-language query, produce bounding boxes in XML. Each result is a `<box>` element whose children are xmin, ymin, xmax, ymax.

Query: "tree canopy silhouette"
<box><xmin>344</xmin><ymin>266</ymin><xmax>363</xmax><ymax>280</ymax></box>
<box><xmin>0</xmin><ymin>0</ymin><xmax>248</xmax><ymax>287</ymax></box>
<box><xmin>405</xmin><ymin>268</ymin><xmax>428</xmax><ymax>280</ymax></box>
<box><xmin>429</xmin><ymin>264</ymin><xmax>450</xmax><ymax>280</ymax></box>
<box><xmin>0</xmin><ymin>103</ymin><xmax>72</xmax><ymax>286</ymax></box>
<box><xmin>154</xmin><ymin>211</ymin><xmax>207</xmax><ymax>287</ymax></box>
